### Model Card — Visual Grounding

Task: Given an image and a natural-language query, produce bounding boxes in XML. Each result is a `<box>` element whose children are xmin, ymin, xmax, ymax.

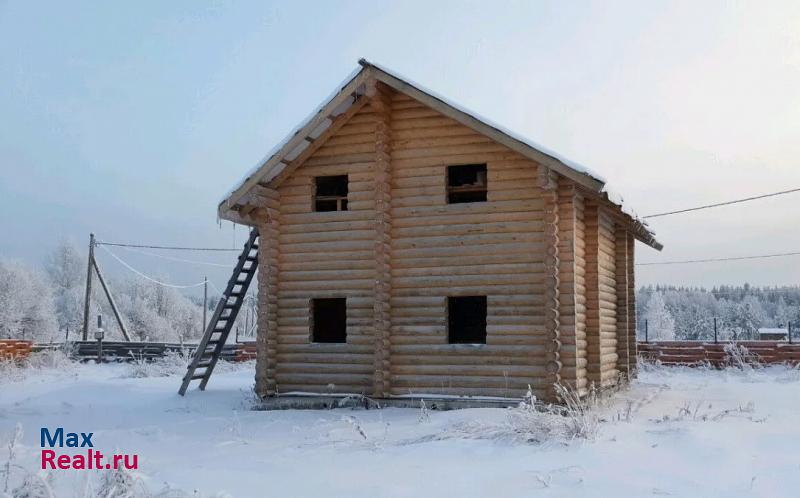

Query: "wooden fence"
<box><xmin>638</xmin><ymin>341</ymin><xmax>800</xmax><ymax>366</ymax></box>
<box><xmin>31</xmin><ymin>341</ymin><xmax>257</xmax><ymax>363</ymax></box>
<box><xmin>0</xmin><ymin>340</ymin><xmax>33</xmax><ymax>361</ymax></box>
<box><xmin>22</xmin><ymin>340</ymin><xmax>800</xmax><ymax>367</ymax></box>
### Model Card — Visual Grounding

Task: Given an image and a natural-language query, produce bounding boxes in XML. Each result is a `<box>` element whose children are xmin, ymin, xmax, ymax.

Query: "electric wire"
<box><xmin>97</xmin><ymin>245</ymin><xmax>208</xmax><ymax>289</ymax></box>
<box><xmin>93</xmin><ymin>187</ymin><xmax>800</xmax><ymax>278</ymax></box>
<box><xmin>637</xmin><ymin>250</ymin><xmax>800</xmax><ymax>266</ymax></box>
<box><xmin>117</xmin><ymin>245</ymin><xmax>233</xmax><ymax>268</ymax></box>
<box><xmin>643</xmin><ymin>187</ymin><xmax>800</xmax><ymax>218</ymax></box>
<box><xmin>95</xmin><ymin>241</ymin><xmax>240</xmax><ymax>252</ymax></box>
<box><xmin>206</xmin><ymin>279</ymin><xmax>224</xmax><ymax>296</ymax></box>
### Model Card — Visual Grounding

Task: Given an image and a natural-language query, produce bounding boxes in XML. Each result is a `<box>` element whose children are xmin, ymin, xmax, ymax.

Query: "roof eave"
<box><xmin>219</xmin><ymin>67</ymin><xmax>373</xmax><ymax>215</ymax></box>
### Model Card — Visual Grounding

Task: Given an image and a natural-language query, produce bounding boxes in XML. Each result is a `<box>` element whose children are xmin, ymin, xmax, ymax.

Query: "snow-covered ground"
<box><xmin>2</xmin><ymin>358</ymin><xmax>800</xmax><ymax>497</ymax></box>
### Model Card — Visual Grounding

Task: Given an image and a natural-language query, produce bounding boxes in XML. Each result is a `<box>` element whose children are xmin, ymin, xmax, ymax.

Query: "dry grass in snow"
<box><xmin>2</xmin><ymin>358</ymin><xmax>800</xmax><ymax>497</ymax></box>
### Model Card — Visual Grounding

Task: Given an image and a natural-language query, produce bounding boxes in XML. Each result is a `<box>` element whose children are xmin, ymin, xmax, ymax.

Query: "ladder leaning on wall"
<box><xmin>178</xmin><ymin>228</ymin><xmax>259</xmax><ymax>395</ymax></box>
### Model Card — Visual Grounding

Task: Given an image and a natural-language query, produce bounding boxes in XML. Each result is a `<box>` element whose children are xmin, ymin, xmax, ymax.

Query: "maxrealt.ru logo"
<box><xmin>40</xmin><ymin>428</ymin><xmax>138</xmax><ymax>470</ymax></box>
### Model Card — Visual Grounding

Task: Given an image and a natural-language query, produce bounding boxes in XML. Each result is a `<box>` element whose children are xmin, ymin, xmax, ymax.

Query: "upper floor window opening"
<box><xmin>447</xmin><ymin>164</ymin><xmax>487</xmax><ymax>204</ymax></box>
<box><xmin>314</xmin><ymin>175</ymin><xmax>349</xmax><ymax>212</ymax></box>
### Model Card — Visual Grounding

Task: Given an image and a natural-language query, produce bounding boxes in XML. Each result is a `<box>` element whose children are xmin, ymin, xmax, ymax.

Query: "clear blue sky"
<box><xmin>2</xmin><ymin>0</ymin><xmax>799</xmax><ymax>291</ymax></box>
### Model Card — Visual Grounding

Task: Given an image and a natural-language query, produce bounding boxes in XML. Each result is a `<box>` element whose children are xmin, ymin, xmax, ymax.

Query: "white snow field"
<box><xmin>2</xmin><ymin>357</ymin><xmax>800</xmax><ymax>497</ymax></box>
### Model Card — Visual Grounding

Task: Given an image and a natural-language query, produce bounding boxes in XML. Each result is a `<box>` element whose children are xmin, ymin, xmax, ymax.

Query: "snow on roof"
<box><xmin>758</xmin><ymin>328</ymin><xmax>788</xmax><ymax>334</ymax></box>
<box><xmin>219</xmin><ymin>66</ymin><xmax>364</xmax><ymax>206</ymax></box>
<box><xmin>219</xmin><ymin>59</ymin><xmax>660</xmax><ymax>249</ymax></box>
<box><xmin>361</xmin><ymin>59</ymin><xmax>607</xmax><ymax>185</ymax></box>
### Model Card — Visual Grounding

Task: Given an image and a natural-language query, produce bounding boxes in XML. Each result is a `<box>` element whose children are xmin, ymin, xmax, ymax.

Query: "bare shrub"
<box><xmin>418</xmin><ymin>399</ymin><xmax>431</xmax><ymax>423</ymax></box>
<box><xmin>0</xmin><ymin>358</ymin><xmax>25</xmax><ymax>384</ymax></box>
<box><xmin>3</xmin><ymin>424</ymin><xmax>23</xmax><ymax>494</ymax></box>
<box><xmin>94</xmin><ymin>468</ymin><xmax>149</xmax><ymax>498</ymax></box>
<box><xmin>653</xmin><ymin>400</ymin><xmax>759</xmax><ymax>424</ymax></box>
<box><xmin>11</xmin><ymin>473</ymin><xmax>55</xmax><ymax>498</ymax></box>
<box><xmin>435</xmin><ymin>384</ymin><xmax>600</xmax><ymax>445</ymax></box>
<box><xmin>552</xmin><ymin>383</ymin><xmax>599</xmax><ymax>441</ymax></box>
<box><xmin>26</xmin><ymin>348</ymin><xmax>74</xmax><ymax>370</ymax></box>
<box><xmin>724</xmin><ymin>343</ymin><xmax>761</xmax><ymax>369</ymax></box>
<box><xmin>342</xmin><ymin>415</ymin><xmax>368</xmax><ymax>440</ymax></box>
<box><xmin>122</xmin><ymin>350</ymin><xmax>192</xmax><ymax>378</ymax></box>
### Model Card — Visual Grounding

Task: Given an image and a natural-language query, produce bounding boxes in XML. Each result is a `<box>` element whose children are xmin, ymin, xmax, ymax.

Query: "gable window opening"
<box><xmin>314</xmin><ymin>175</ymin><xmax>349</xmax><ymax>212</ymax></box>
<box><xmin>448</xmin><ymin>296</ymin><xmax>487</xmax><ymax>344</ymax></box>
<box><xmin>447</xmin><ymin>164</ymin><xmax>487</xmax><ymax>204</ymax></box>
<box><xmin>311</xmin><ymin>298</ymin><xmax>347</xmax><ymax>343</ymax></box>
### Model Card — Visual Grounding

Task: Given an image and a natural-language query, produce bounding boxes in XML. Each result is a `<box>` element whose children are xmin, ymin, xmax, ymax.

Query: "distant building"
<box><xmin>758</xmin><ymin>327</ymin><xmax>788</xmax><ymax>341</ymax></box>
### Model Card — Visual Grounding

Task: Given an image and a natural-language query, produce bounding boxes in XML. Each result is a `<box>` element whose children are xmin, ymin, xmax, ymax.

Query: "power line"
<box><xmin>97</xmin><ymin>245</ymin><xmax>208</xmax><ymax>289</ymax></box>
<box><xmin>95</xmin><ymin>241</ymin><xmax>240</xmax><ymax>252</ymax></box>
<box><xmin>637</xmin><ymin>250</ymin><xmax>800</xmax><ymax>266</ymax></box>
<box><xmin>117</xmin><ymin>245</ymin><xmax>233</xmax><ymax>268</ymax></box>
<box><xmin>206</xmin><ymin>279</ymin><xmax>224</xmax><ymax>296</ymax></box>
<box><xmin>643</xmin><ymin>187</ymin><xmax>800</xmax><ymax>219</ymax></box>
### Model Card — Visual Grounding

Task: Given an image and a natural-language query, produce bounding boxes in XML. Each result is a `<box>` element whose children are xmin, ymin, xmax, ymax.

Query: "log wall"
<box><xmin>251</xmin><ymin>83</ymin><xmax>640</xmax><ymax>400</ymax></box>
<box><xmin>627</xmin><ymin>233</ymin><xmax>638</xmax><ymax>378</ymax></box>
<box><xmin>556</xmin><ymin>182</ymin><xmax>579</xmax><ymax>392</ymax></box>
<box><xmin>387</xmin><ymin>91</ymin><xmax>550</xmax><ymax>398</ymax></box>
<box><xmin>272</xmin><ymin>103</ymin><xmax>378</xmax><ymax>395</ymax></box>
<box><xmin>614</xmin><ymin>226</ymin><xmax>630</xmax><ymax>379</ymax></box>
<box><xmin>572</xmin><ymin>195</ymin><xmax>589</xmax><ymax>394</ymax></box>
<box><xmin>596</xmin><ymin>210</ymin><xmax>619</xmax><ymax>387</ymax></box>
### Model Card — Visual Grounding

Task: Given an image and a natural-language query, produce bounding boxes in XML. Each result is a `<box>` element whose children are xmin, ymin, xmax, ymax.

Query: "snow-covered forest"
<box><xmin>636</xmin><ymin>285</ymin><xmax>800</xmax><ymax>341</ymax></box>
<box><xmin>0</xmin><ymin>241</ymin><xmax>257</xmax><ymax>343</ymax></box>
<box><xmin>2</xmin><ymin>241</ymin><xmax>799</xmax><ymax>344</ymax></box>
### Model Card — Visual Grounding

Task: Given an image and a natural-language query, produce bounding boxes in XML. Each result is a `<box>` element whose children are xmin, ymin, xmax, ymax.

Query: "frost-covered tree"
<box><xmin>44</xmin><ymin>240</ymin><xmax>85</xmax><ymax>334</ymax></box>
<box><xmin>773</xmin><ymin>296</ymin><xmax>792</xmax><ymax>328</ymax></box>
<box><xmin>113</xmin><ymin>278</ymin><xmax>203</xmax><ymax>342</ymax></box>
<box><xmin>642</xmin><ymin>291</ymin><xmax>675</xmax><ymax>340</ymax></box>
<box><xmin>663</xmin><ymin>289</ymin><xmax>718</xmax><ymax>340</ymax></box>
<box><xmin>637</xmin><ymin>285</ymin><xmax>800</xmax><ymax>340</ymax></box>
<box><xmin>721</xmin><ymin>297</ymin><xmax>763</xmax><ymax>340</ymax></box>
<box><xmin>0</xmin><ymin>259</ymin><xmax>58</xmax><ymax>342</ymax></box>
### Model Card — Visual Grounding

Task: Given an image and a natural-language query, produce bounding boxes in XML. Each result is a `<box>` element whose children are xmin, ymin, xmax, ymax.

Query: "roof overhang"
<box><xmin>218</xmin><ymin>59</ymin><xmax>662</xmax><ymax>251</ymax></box>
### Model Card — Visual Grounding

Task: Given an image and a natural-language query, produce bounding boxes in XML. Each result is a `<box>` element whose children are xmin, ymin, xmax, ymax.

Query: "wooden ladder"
<box><xmin>178</xmin><ymin>228</ymin><xmax>259</xmax><ymax>395</ymax></box>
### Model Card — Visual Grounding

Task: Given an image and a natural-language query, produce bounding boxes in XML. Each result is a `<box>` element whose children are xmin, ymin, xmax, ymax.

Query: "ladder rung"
<box><xmin>179</xmin><ymin>229</ymin><xmax>257</xmax><ymax>396</ymax></box>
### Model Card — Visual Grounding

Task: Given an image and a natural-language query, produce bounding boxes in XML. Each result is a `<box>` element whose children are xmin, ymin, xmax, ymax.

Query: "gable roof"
<box><xmin>219</xmin><ymin>59</ymin><xmax>662</xmax><ymax>250</ymax></box>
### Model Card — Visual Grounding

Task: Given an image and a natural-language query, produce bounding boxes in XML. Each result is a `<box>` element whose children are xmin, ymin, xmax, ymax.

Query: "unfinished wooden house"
<box><xmin>217</xmin><ymin>60</ymin><xmax>662</xmax><ymax>402</ymax></box>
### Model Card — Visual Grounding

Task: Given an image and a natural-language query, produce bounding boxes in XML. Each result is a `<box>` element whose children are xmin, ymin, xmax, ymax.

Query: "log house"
<box><xmin>218</xmin><ymin>60</ymin><xmax>662</xmax><ymax>402</ymax></box>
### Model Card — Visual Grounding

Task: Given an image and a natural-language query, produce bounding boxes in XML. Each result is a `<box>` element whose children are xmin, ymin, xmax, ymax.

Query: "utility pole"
<box><xmin>713</xmin><ymin>317</ymin><xmax>718</xmax><ymax>344</ymax></box>
<box><xmin>203</xmin><ymin>276</ymin><xmax>208</xmax><ymax>332</ymax></box>
<box><xmin>92</xmin><ymin>256</ymin><xmax>131</xmax><ymax>341</ymax></box>
<box><xmin>82</xmin><ymin>233</ymin><xmax>95</xmax><ymax>341</ymax></box>
<box><xmin>81</xmin><ymin>233</ymin><xmax>132</xmax><ymax>342</ymax></box>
